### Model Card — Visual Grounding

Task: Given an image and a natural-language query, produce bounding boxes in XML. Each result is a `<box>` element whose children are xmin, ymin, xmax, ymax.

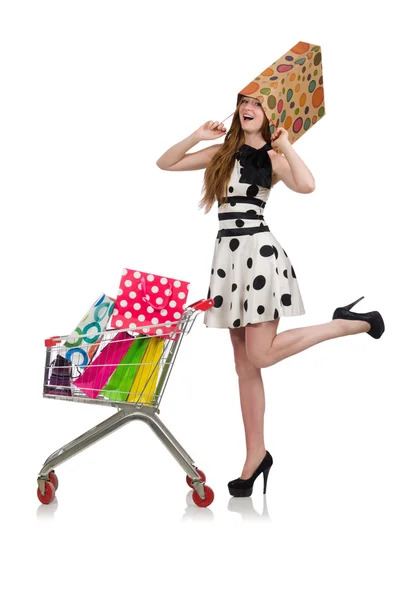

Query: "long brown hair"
<box><xmin>198</xmin><ymin>95</ymin><xmax>273</xmax><ymax>215</ymax></box>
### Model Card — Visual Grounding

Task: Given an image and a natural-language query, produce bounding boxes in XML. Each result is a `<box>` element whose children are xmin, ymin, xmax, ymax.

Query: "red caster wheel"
<box><xmin>48</xmin><ymin>471</ymin><xmax>59</xmax><ymax>491</ymax></box>
<box><xmin>192</xmin><ymin>484</ymin><xmax>215</xmax><ymax>508</ymax></box>
<box><xmin>37</xmin><ymin>481</ymin><xmax>56</xmax><ymax>505</ymax></box>
<box><xmin>186</xmin><ymin>469</ymin><xmax>206</xmax><ymax>489</ymax></box>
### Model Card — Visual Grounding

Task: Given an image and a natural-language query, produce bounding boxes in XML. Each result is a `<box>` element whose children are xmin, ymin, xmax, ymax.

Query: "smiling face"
<box><xmin>239</xmin><ymin>96</ymin><xmax>265</xmax><ymax>132</ymax></box>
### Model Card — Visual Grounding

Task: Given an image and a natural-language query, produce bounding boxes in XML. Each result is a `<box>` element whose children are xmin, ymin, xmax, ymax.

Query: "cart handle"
<box><xmin>186</xmin><ymin>298</ymin><xmax>214</xmax><ymax>312</ymax></box>
<box><xmin>45</xmin><ymin>336</ymin><xmax>62</xmax><ymax>348</ymax></box>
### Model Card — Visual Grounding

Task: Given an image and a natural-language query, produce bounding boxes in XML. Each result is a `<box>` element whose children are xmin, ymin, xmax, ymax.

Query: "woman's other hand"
<box><xmin>195</xmin><ymin>120</ymin><xmax>227</xmax><ymax>141</ymax></box>
<box><xmin>270</xmin><ymin>127</ymin><xmax>291</xmax><ymax>152</ymax></box>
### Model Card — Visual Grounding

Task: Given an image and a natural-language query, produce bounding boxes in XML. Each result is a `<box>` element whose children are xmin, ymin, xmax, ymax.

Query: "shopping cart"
<box><xmin>37</xmin><ymin>298</ymin><xmax>215</xmax><ymax>508</ymax></box>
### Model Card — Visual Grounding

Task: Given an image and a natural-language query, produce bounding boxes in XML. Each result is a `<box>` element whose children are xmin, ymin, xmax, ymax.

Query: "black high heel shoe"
<box><xmin>332</xmin><ymin>295</ymin><xmax>385</xmax><ymax>339</ymax></box>
<box><xmin>228</xmin><ymin>451</ymin><xmax>273</xmax><ymax>497</ymax></box>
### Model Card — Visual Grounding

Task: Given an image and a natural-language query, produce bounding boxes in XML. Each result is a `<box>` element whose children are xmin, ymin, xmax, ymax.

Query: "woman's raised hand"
<box><xmin>195</xmin><ymin>120</ymin><xmax>227</xmax><ymax>141</ymax></box>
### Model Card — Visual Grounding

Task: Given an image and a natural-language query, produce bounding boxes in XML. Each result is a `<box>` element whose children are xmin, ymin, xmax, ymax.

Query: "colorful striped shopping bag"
<box><xmin>73</xmin><ymin>331</ymin><xmax>134</xmax><ymax>399</ymax></box>
<box><xmin>101</xmin><ymin>335</ymin><xmax>149</xmax><ymax>402</ymax></box>
<box><xmin>127</xmin><ymin>337</ymin><xmax>165</xmax><ymax>404</ymax></box>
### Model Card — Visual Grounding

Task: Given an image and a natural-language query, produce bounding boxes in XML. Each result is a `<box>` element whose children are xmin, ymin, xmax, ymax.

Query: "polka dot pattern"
<box><xmin>230</xmin><ymin>239</ymin><xmax>240</xmax><ymax>252</ymax></box>
<box><xmin>203</xmin><ymin>154</ymin><xmax>305</xmax><ymax>328</ymax></box>
<box><xmin>111</xmin><ymin>269</ymin><xmax>190</xmax><ymax>339</ymax></box>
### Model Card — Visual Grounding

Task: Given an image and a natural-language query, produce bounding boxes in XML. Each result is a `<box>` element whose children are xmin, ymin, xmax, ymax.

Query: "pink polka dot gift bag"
<box><xmin>110</xmin><ymin>268</ymin><xmax>191</xmax><ymax>340</ymax></box>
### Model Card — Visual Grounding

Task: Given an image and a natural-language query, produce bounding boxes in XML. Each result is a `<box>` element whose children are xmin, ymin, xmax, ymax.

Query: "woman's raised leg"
<box><xmin>245</xmin><ymin>317</ymin><xmax>370</xmax><ymax>369</ymax></box>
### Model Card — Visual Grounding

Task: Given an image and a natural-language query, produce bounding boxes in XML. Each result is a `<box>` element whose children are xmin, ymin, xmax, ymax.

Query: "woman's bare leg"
<box><xmin>229</xmin><ymin>325</ymin><xmax>278</xmax><ymax>479</ymax></box>
<box><xmin>246</xmin><ymin>318</ymin><xmax>371</xmax><ymax>369</ymax></box>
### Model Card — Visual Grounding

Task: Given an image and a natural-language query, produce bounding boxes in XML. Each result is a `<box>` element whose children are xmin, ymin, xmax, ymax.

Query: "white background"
<box><xmin>1</xmin><ymin>1</ymin><xmax>396</xmax><ymax>598</ymax></box>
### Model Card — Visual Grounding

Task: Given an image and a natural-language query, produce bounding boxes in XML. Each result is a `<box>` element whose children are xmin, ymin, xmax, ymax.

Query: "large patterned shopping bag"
<box><xmin>101</xmin><ymin>335</ymin><xmax>150</xmax><ymax>402</ymax></box>
<box><xmin>73</xmin><ymin>331</ymin><xmax>134</xmax><ymax>399</ymax></box>
<box><xmin>58</xmin><ymin>293</ymin><xmax>115</xmax><ymax>370</ymax></box>
<box><xmin>46</xmin><ymin>294</ymin><xmax>115</xmax><ymax>396</ymax></box>
<box><xmin>127</xmin><ymin>337</ymin><xmax>164</xmax><ymax>404</ymax></box>
<box><xmin>110</xmin><ymin>268</ymin><xmax>190</xmax><ymax>340</ymax></box>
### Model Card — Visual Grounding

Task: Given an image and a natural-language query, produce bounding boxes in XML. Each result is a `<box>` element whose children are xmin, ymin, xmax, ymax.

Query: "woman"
<box><xmin>156</xmin><ymin>94</ymin><xmax>385</xmax><ymax>498</ymax></box>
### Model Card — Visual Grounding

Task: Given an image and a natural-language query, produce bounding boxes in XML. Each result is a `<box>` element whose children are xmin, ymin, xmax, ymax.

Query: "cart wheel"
<box><xmin>192</xmin><ymin>484</ymin><xmax>214</xmax><ymax>508</ymax></box>
<box><xmin>37</xmin><ymin>481</ymin><xmax>56</xmax><ymax>505</ymax></box>
<box><xmin>48</xmin><ymin>471</ymin><xmax>59</xmax><ymax>491</ymax></box>
<box><xmin>186</xmin><ymin>469</ymin><xmax>206</xmax><ymax>489</ymax></box>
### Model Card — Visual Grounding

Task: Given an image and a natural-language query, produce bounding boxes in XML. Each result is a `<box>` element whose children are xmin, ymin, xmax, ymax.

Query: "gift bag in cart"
<box><xmin>47</xmin><ymin>293</ymin><xmax>115</xmax><ymax>396</ymax></box>
<box><xmin>111</xmin><ymin>268</ymin><xmax>190</xmax><ymax>341</ymax></box>
<box><xmin>38</xmin><ymin>297</ymin><xmax>216</xmax><ymax>508</ymax></box>
<box><xmin>100</xmin><ymin>335</ymin><xmax>150</xmax><ymax>402</ymax></box>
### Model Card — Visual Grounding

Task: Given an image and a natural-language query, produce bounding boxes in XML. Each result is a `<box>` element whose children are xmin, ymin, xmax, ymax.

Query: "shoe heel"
<box><xmin>342</xmin><ymin>295</ymin><xmax>365</xmax><ymax>311</ymax></box>
<box><xmin>263</xmin><ymin>467</ymin><xmax>271</xmax><ymax>494</ymax></box>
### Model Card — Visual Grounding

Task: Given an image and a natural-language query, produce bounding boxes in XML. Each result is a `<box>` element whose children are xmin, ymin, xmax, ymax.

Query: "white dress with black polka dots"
<box><xmin>203</xmin><ymin>142</ymin><xmax>305</xmax><ymax>329</ymax></box>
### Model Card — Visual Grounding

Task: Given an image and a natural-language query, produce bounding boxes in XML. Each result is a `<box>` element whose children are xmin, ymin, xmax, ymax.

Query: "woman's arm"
<box><xmin>157</xmin><ymin>140</ymin><xmax>223</xmax><ymax>172</ymax></box>
<box><xmin>271</xmin><ymin>127</ymin><xmax>315</xmax><ymax>193</ymax></box>
<box><xmin>156</xmin><ymin>121</ymin><xmax>226</xmax><ymax>171</ymax></box>
<box><xmin>272</xmin><ymin>146</ymin><xmax>316</xmax><ymax>193</ymax></box>
<box><xmin>156</xmin><ymin>132</ymin><xmax>202</xmax><ymax>169</ymax></box>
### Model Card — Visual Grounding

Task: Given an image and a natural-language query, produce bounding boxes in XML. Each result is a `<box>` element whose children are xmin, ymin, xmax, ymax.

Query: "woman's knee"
<box><xmin>246</xmin><ymin>350</ymin><xmax>274</xmax><ymax>369</ymax></box>
<box><xmin>245</xmin><ymin>320</ymin><xmax>279</xmax><ymax>368</ymax></box>
<box><xmin>229</xmin><ymin>332</ymin><xmax>252</xmax><ymax>376</ymax></box>
<box><xmin>235</xmin><ymin>356</ymin><xmax>259</xmax><ymax>378</ymax></box>
<box><xmin>232</xmin><ymin>343</ymin><xmax>260</xmax><ymax>377</ymax></box>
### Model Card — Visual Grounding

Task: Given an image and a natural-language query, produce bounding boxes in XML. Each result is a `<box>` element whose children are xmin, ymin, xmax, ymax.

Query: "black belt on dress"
<box><xmin>217</xmin><ymin>224</ymin><xmax>270</xmax><ymax>238</ymax></box>
<box><xmin>218</xmin><ymin>212</ymin><xmax>264</xmax><ymax>221</ymax></box>
<box><xmin>218</xmin><ymin>196</ymin><xmax>267</xmax><ymax>209</ymax></box>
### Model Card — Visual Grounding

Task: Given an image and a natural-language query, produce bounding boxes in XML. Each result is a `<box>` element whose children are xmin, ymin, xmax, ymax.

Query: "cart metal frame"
<box><xmin>38</xmin><ymin>298</ymin><xmax>214</xmax><ymax>506</ymax></box>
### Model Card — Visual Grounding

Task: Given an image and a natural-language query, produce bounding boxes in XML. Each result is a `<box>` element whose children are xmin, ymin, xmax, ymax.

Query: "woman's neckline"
<box><xmin>242</xmin><ymin>142</ymin><xmax>271</xmax><ymax>151</ymax></box>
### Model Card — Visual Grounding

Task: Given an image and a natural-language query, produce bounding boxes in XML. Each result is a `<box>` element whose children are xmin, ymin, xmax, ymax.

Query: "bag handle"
<box><xmin>140</xmin><ymin>276</ymin><xmax>173</xmax><ymax>310</ymax></box>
